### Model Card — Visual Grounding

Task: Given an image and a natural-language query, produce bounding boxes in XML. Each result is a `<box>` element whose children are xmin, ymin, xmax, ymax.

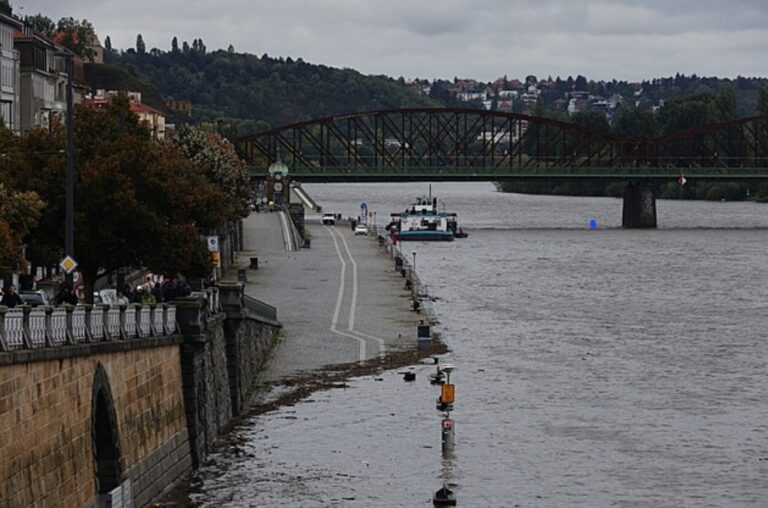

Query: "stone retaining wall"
<box><xmin>0</xmin><ymin>284</ymin><xmax>281</xmax><ymax>507</ymax></box>
<box><xmin>0</xmin><ymin>341</ymin><xmax>188</xmax><ymax>508</ymax></box>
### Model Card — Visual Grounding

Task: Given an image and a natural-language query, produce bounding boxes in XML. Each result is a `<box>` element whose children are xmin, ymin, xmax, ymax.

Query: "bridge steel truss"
<box><xmin>232</xmin><ymin>108</ymin><xmax>768</xmax><ymax>182</ymax></box>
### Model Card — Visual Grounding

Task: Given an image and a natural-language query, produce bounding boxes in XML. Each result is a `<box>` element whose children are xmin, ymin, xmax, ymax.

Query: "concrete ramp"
<box><xmin>291</xmin><ymin>184</ymin><xmax>322</xmax><ymax>212</ymax></box>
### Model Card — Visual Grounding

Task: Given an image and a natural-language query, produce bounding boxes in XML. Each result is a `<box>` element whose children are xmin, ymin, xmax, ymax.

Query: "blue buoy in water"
<box><xmin>589</xmin><ymin>218</ymin><xmax>598</xmax><ymax>230</ymax></box>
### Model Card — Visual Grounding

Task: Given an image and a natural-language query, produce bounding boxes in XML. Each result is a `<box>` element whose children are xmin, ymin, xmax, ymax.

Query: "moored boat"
<box><xmin>388</xmin><ymin>195</ymin><xmax>465</xmax><ymax>242</ymax></box>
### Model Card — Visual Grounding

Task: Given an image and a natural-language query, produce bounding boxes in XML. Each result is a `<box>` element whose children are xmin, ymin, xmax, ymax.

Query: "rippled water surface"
<box><xmin>189</xmin><ymin>183</ymin><xmax>768</xmax><ymax>507</ymax></box>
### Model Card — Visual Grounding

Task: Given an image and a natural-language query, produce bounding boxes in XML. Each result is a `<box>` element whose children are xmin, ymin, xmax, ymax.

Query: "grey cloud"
<box><xmin>16</xmin><ymin>0</ymin><xmax>767</xmax><ymax>81</ymax></box>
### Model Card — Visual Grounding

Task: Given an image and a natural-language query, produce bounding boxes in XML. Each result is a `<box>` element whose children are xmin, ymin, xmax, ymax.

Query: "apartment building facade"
<box><xmin>0</xmin><ymin>5</ymin><xmax>22</xmax><ymax>131</ymax></box>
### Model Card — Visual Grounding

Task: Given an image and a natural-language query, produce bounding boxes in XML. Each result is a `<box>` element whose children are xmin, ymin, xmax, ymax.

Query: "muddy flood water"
<box><xmin>178</xmin><ymin>183</ymin><xmax>768</xmax><ymax>507</ymax></box>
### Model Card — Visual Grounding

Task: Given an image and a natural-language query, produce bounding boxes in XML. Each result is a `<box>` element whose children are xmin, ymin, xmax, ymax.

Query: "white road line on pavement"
<box><xmin>326</xmin><ymin>226</ymin><xmax>366</xmax><ymax>362</ymax></box>
<box><xmin>336</xmin><ymin>230</ymin><xmax>387</xmax><ymax>357</ymax></box>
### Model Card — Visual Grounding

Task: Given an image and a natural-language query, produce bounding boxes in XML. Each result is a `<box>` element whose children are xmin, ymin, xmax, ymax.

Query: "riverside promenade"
<box><xmin>227</xmin><ymin>210</ymin><xmax>423</xmax><ymax>389</ymax></box>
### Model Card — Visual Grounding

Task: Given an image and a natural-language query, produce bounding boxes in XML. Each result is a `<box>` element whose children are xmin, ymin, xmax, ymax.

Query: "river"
<box><xmin>185</xmin><ymin>182</ymin><xmax>768</xmax><ymax>507</ymax></box>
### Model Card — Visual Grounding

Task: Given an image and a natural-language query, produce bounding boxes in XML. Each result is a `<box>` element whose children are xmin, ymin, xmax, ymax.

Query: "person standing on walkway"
<box><xmin>55</xmin><ymin>285</ymin><xmax>78</xmax><ymax>306</ymax></box>
<box><xmin>115</xmin><ymin>291</ymin><xmax>130</xmax><ymax>306</ymax></box>
<box><xmin>1</xmin><ymin>285</ymin><xmax>23</xmax><ymax>308</ymax></box>
<box><xmin>141</xmin><ymin>285</ymin><xmax>156</xmax><ymax>305</ymax></box>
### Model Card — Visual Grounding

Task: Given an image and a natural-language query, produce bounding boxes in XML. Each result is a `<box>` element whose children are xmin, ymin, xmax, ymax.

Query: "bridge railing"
<box><xmin>0</xmin><ymin>303</ymin><xmax>181</xmax><ymax>352</ymax></box>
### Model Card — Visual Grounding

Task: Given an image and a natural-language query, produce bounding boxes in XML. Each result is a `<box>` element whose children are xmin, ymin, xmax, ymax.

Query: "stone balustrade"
<box><xmin>0</xmin><ymin>303</ymin><xmax>180</xmax><ymax>352</ymax></box>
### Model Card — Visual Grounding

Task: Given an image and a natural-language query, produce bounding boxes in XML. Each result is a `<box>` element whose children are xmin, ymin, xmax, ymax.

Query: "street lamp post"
<box><xmin>412</xmin><ymin>251</ymin><xmax>417</xmax><ymax>296</ymax></box>
<box><xmin>61</xmin><ymin>52</ymin><xmax>75</xmax><ymax>287</ymax></box>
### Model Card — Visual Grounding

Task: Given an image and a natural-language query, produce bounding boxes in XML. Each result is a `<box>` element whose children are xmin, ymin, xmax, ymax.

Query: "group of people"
<box><xmin>2</xmin><ymin>275</ymin><xmax>197</xmax><ymax>309</ymax></box>
<box><xmin>118</xmin><ymin>277</ymin><xmax>192</xmax><ymax>306</ymax></box>
<box><xmin>0</xmin><ymin>285</ymin><xmax>23</xmax><ymax>308</ymax></box>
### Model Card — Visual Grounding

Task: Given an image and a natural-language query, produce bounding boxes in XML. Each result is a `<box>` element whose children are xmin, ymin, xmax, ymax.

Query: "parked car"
<box><xmin>354</xmin><ymin>224</ymin><xmax>369</xmax><ymax>236</ymax></box>
<box><xmin>322</xmin><ymin>213</ymin><xmax>336</xmax><ymax>225</ymax></box>
<box><xmin>18</xmin><ymin>290</ymin><xmax>51</xmax><ymax>307</ymax></box>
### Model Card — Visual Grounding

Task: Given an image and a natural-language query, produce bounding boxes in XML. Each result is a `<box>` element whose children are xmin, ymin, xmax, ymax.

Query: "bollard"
<box><xmin>433</xmin><ymin>485</ymin><xmax>457</xmax><ymax>506</ymax></box>
<box><xmin>237</xmin><ymin>269</ymin><xmax>247</xmax><ymax>282</ymax></box>
<box><xmin>441</xmin><ymin>417</ymin><xmax>455</xmax><ymax>455</ymax></box>
<box><xmin>417</xmin><ymin>323</ymin><xmax>431</xmax><ymax>350</ymax></box>
<box><xmin>395</xmin><ymin>255</ymin><xmax>403</xmax><ymax>271</ymax></box>
<box><xmin>433</xmin><ymin>363</ymin><xmax>457</xmax><ymax>505</ymax></box>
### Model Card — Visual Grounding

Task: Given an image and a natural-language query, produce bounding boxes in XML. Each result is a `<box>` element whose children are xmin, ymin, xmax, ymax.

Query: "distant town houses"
<box><xmin>405</xmin><ymin>73</ymin><xmax>652</xmax><ymax>126</ymax></box>
<box><xmin>83</xmin><ymin>90</ymin><xmax>166</xmax><ymax>139</ymax></box>
<box><xmin>0</xmin><ymin>4</ymin><xmax>166</xmax><ymax>138</ymax></box>
<box><xmin>0</xmin><ymin>6</ymin><xmax>86</xmax><ymax>133</ymax></box>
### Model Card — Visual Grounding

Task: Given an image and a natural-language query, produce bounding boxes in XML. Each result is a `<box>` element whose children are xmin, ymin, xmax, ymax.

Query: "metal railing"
<box><xmin>0</xmin><ymin>303</ymin><xmax>181</xmax><ymax>352</ymax></box>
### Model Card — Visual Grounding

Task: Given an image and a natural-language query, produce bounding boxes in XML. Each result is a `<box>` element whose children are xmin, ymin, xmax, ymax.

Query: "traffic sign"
<box><xmin>59</xmin><ymin>255</ymin><xmax>78</xmax><ymax>274</ymax></box>
<box><xmin>207</xmin><ymin>236</ymin><xmax>220</xmax><ymax>252</ymax></box>
<box><xmin>360</xmin><ymin>202</ymin><xmax>367</xmax><ymax>210</ymax></box>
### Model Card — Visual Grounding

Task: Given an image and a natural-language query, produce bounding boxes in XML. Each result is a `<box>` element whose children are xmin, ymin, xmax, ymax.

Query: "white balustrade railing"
<box><xmin>72</xmin><ymin>306</ymin><xmax>88</xmax><ymax>343</ymax></box>
<box><xmin>4</xmin><ymin>309</ymin><xmax>24</xmax><ymax>349</ymax></box>
<box><xmin>28</xmin><ymin>309</ymin><xmax>46</xmax><ymax>347</ymax></box>
<box><xmin>50</xmin><ymin>308</ymin><xmax>68</xmax><ymax>346</ymax></box>
<box><xmin>138</xmin><ymin>307</ymin><xmax>151</xmax><ymax>337</ymax></box>
<box><xmin>107</xmin><ymin>307</ymin><xmax>121</xmax><ymax>338</ymax></box>
<box><xmin>165</xmin><ymin>306</ymin><xmax>177</xmax><ymax>335</ymax></box>
<box><xmin>152</xmin><ymin>306</ymin><xmax>164</xmax><ymax>336</ymax></box>
<box><xmin>123</xmin><ymin>306</ymin><xmax>137</xmax><ymax>338</ymax></box>
<box><xmin>90</xmin><ymin>306</ymin><xmax>106</xmax><ymax>340</ymax></box>
<box><xmin>0</xmin><ymin>302</ymin><xmax>182</xmax><ymax>350</ymax></box>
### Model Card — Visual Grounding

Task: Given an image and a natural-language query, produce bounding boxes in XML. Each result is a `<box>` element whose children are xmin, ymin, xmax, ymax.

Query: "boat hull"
<box><xmin>397</xmin><ymin>231</ymin><xmax>455</xmax><ymax>241</ymax></box>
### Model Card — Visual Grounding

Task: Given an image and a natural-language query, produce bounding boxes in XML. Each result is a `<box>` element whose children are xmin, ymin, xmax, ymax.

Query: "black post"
<box><xmin>64</xmin><ymin>54</ymin><xmax>75</xmax><ymax>287</ymax></box>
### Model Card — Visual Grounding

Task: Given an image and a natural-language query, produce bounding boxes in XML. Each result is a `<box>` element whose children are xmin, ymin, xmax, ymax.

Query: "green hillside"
<box><xmin>102</xmin><ymin>44</ymin><xmax>438</xmax><ymax>134</ymax></box>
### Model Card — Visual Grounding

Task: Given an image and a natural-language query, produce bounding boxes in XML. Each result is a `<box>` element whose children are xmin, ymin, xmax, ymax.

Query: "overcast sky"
<box><xmin>14</xmin><ymin>0</ymin><xmax>768</xmax><ymax>82</ymax></box>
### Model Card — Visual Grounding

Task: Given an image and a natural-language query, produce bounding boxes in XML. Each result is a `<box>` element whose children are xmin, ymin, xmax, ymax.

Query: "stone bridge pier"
<box><xmin>622</xmin><ymin>182</ymin><xmax>657</xmax><ymax>229</ymax></box>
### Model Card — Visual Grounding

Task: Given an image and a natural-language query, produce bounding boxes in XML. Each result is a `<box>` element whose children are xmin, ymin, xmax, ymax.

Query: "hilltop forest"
<box><xmin>98</xmin><ymin>37</ymin><xmax>438</xmax><ymax>134</ymax></box>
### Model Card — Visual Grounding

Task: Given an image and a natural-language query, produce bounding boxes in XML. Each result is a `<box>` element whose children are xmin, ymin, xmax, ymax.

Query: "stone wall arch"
<box><xmin>91</xmin><ymin>362</ymin><xmax>124</xmax><ymax>495</ymax></box>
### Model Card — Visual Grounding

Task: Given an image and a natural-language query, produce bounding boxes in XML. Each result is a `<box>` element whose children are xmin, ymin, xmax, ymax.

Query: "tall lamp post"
<box><xmin>57</xmin><ymin>51</ymin><xmax>75</xmax><ymax>287</ymax></box>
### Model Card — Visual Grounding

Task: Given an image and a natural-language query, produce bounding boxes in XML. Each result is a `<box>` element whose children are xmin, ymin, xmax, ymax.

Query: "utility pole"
<box><xmin>60</xmin><ymin>52</ymin><xmax>75</xmax><ymax>287</ymax></box>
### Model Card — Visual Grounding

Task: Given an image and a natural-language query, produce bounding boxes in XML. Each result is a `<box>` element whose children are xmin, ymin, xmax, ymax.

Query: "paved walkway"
<box><xmin>228</xmin><ymin>210</ymin><xmax>421</xmax><ymax>385</ymax></box>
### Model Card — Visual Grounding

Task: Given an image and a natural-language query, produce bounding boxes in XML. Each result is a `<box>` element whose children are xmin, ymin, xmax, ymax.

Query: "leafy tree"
<box><xmin>9</xmin><ymin>98</ymin><xmax>231</xmax><ymax>302</ymax></box>
<box><xmin>104</xmin><ymin>35</ymin><xmax>112</xmax><ymax>51</ymax></box>
<box><xmin>26</xmin><ymin>14</ymin><xmax>56</xmax><ymax>37</ymax></box>
<box><xmin>571</xmin><ymin>110</ymin><xmax>610</xmax><ymax>133</ymax></box>
<box><xmin>657</xmin><ymin>93</ymin><xmax>718</xmax><ymax>135</ymax></box>
<box><xmin>55</xmin><ymin>17</ymin><xmax>96</xmax><ymax>61</ymax></box>
<box><xmin>758</xmin><ymin>83</ymin><xmax>768</xmax><ymax>116</ymax></box>
<box><xmin>182</xmin><ymin>41</ymin><xmax>190</xmax><ymax>53</ymax></box>
<box><xmin>171</xmin><ymin>36</ymin><xmax>179</xmax><ymax>53</ymax></box>
<box><xmin>716</xmin><ymin>83</ymin><xmax>738</xmax><ymax>122</ymax></box>
<box><xmin>612</xmin><ymin>107</ymin><xmax>660</xmax><ymax>138</ymax></box>
<box><xmin>170</xmin><ymin>126</ymin><xmax>250</xmax><ymax>220</ymax></box>
<box><xmin>228</xmin><ymin>44</ymin><xmax>235</xmax><ymax>54</ymax></box>
<box><xmin>0</xmin><ymin>183</ymin><xmax>45</xmax><ymax>278</ymax></box>
<box><xmin>136</xmin><ymin>34</ymin><xmax>146</xmax><ymax>54</ymax></box>
<box><xmin>573</xmin><ymin>75</ymin><xmax>588</xmax><ymax>91</ymax></box>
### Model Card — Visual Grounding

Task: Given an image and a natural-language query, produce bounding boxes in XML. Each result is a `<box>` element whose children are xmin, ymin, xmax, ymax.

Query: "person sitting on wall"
<box><xmin>55</xmin><ymin>284</ymin><xmax>78</xmax><ymax>306</ymax></box>
<box><xmin>0</xmin><ymin>285</ymin><xmax>23</xmax><ymax>308</ymax></box>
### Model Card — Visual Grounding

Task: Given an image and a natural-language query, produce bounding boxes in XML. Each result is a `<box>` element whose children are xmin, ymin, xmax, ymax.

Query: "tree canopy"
<box><xmin>2</xmin><ymin>96</ymin><xmax>241</xmax><ymax>300</ymax></box>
